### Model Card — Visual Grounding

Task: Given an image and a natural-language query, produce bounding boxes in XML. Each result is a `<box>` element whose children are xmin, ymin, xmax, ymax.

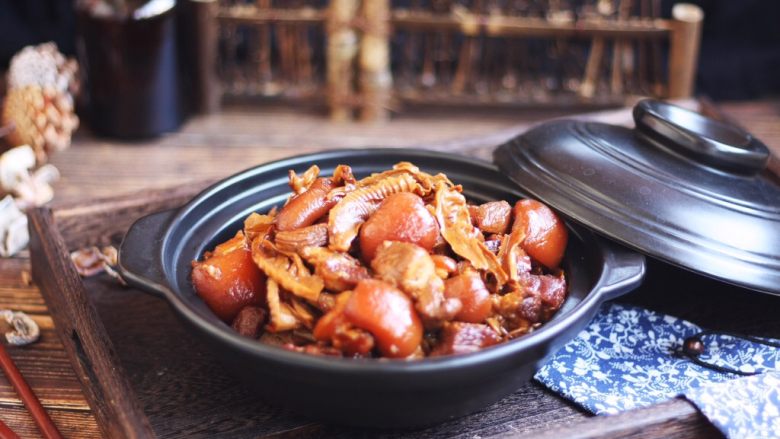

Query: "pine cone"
<box><xmin>7</xmin><ymin>43</ymin><xmax>80</xmax><ymax>97</ymax></box>
<box><xmin>1</xmin><ymin>85</ymin><xmax>79</xmax><ymax>163</ymax></box>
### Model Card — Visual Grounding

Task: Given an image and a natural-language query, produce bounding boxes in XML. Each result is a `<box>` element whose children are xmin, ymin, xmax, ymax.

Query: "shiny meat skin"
<box><xmin>191</xmin><ymin>232</ymin><xmax>265</xmax><ymax>322</ymax></box>
<box><xmin>470</xmin><ymin>201</ymin><xmax>512</xmax><ymax>235</ymax></box>
<box><xmin>276</xmin><ymin>178</ymin><xmax>339</xmax><ymax>232</ymax></box>
<box><xmin>496</xmin><ymin>272</ymin><xmax>567</xmax><ymax>328</ymax></box>
<box><xmin>483</xmin><ymin>234</ymin><xmax>503</xmax><ymax>254</ymax></box>
<box><xmin>371</xmin><ymin>241</ymin><xmax>461</xmax><ymax>326</ymax></box>
<box><xmin>231</xmin><ymin>306</ymin><xmax>267</xmax><ymax>338</ymax></box>
<box><xmin>195</xmin><ymin>161</ymin><xmax>571</xmax><ymax>359</ymax></box>
<box><xmin>520</xmin><ymin>272</ymin><xmax>567</xmax><ymax>314</ymax></box>
<box><xmin>443</xmin><ymin>271</ymin><xmax>492</xmax><ymax>323</ymax></box>
<box><xmin>299</xmin><ymin>246</ymin><xmax>371</xmax><ymax>292</ymax></box>
<box><xmin>431</xmin><ymin>322</ymin><xmax>502</xmax><ymax>356</ymax></box>
<box><xmin>359</xmin><ymin>192</ymin><xmax>439</xmax><ymax>262</ymax></box>
<box><xmin>341</xmin><ymin>280</ymin><xmax>423</xmax><ymax>358</ymax></box>
<box><xmin>511</xmin><ymin>199</ymin><xmax>568</xmax><ymax>269</ymax></box>
<box><xmin>331</xmin><ymin>325</ymin><xmax>375</xmax><ymax>356</ymax></box>
<box><xmin>275</xmin><ymin>223</ymin><xmax>329</xmax><ymax>253</ymax></box>
<box><xmin>328</xmin><ymin>173</ymin><xmax>423</xmax><ymax>251</ymax></box>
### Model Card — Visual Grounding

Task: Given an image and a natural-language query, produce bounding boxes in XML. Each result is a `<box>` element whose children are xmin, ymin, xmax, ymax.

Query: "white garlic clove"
<box><xmin>3</xmin><ymin>215</ymin><xmax>29</xmax><ymax>258</ymax></box>
<box><xmin>0</xmin><ymin>145</ymin><xmax>36</xmax><ymax>191</ymax></box>
<box><xmin>32</xmin><ymin>164</ymin><xmax>60</xmax><ymax>185</ymax></box>
<box><xmin>0</xmin><ymin>310</ymin><xmax>40</xmax><ymax>346</ymax></box>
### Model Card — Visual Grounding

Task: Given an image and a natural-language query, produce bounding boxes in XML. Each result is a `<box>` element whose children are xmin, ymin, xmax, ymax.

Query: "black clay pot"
<box><xmin>118</xmin><ymin>148</ymin><xmax>645</xmax><ymax>428</ymax></box>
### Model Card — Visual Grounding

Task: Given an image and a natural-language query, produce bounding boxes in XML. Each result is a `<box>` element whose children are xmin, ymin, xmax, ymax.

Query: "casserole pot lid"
<box><xmin>494</xmin><ymin>99</ymin><xmax>780</xmax><ymax>295</ymax></box>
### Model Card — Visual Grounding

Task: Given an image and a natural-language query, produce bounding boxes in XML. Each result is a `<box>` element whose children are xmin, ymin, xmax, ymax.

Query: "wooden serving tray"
<box><xmin>27</xmin><ymin>179</ymin><xmax>779</xmax><ymax>438</ymax></box>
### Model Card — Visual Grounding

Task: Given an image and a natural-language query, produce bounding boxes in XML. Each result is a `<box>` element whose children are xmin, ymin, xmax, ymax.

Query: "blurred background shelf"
<box><xmin>209</xmin><ymin>0</ymin><xmax>703</xmax><ymax>121</ymax></box>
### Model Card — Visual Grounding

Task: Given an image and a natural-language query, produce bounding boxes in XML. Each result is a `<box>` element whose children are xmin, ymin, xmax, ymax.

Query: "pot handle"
<box><xmin>598</xmin><ymin>238</ymin><xmax>646</xmax><ymax>301</ymax></box>
<box><xmin>118</xmin><ymin>209</ymin><xmax>177</xmax><ymax>299</ymax></box>
<box><xmin>633</xmin><ymin>99</ymin><xmax>769</xmax><ymax>175</ymax></box>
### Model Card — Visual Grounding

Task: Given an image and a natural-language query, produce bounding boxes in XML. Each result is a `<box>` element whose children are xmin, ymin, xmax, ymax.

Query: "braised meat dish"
<box><xmin>191</xmin><ymin>162</ymin><xmax>569</xmax><ymax>359</ymax></box>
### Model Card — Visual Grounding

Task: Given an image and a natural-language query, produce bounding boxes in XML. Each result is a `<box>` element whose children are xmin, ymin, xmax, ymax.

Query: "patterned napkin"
<box><xmin>535</xmin><ymin>303</ymin><xmax>780</xmax><ymax>439</ymax></box>
<box><xmin>686</xmin><ymin>371</ymin><xmax>780</xmax><ymax>438</ymax></box>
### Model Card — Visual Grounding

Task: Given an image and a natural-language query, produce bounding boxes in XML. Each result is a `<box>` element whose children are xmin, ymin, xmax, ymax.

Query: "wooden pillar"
<box><xmin>667</xmin><ymin>3</ymin><xmax>703</xmax><ymax>98</ymax></box>
<box><xmin>327</xmin><ymin>0</ymin><xmax>360</xmax><ymax>121</ymax></box>
<box><xmin>359</xmin><ymin>0</ymin><xmax>392</xmax><ymax>122</ymax></box>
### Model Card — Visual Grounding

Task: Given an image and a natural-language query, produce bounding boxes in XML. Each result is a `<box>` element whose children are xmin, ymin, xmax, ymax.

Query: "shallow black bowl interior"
<box><xmin>119</xmin><ymin>148</ymin><xmax>645</xmax><ymax>428</ymax></box>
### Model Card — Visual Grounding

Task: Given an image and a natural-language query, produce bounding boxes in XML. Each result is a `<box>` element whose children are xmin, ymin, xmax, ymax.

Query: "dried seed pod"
<box><xmin>71</xmin><ymin>247</ymin><xmax>106</xmax><ymax>277</ymax></box>
<box><xmin>0</xmin><ymin>310</ymin><xmax>40</xmax><ymax>346</ymax></box>
<box><xmin>7</xmin><ymin>42</ymin><xmax>79</xmax><ymax>97</ymax></box>
<box><xmin>2</xmin><ymin>85</ymin><xmax>79</xmax><ymax>163</ymax></box>
<box><xmin>71</xmin><ymin>245</ymin><xmax>122</xmax><ymax>280</ymax></box>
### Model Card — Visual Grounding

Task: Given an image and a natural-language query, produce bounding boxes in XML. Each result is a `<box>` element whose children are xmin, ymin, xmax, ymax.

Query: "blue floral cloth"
<box><xmin>686</xmin><ymin>371</ymin><xmax>780</xmax><ymax>439</ymax></box>
<box><xmin>534</xmin><ymin>303</ymin><xmax>780</xmax><ymax>438</ymax></box>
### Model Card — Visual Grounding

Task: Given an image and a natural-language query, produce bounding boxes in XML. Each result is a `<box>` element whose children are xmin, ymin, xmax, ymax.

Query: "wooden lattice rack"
<box><xmin>201</xmin><ymin>1</ymin><xmax>703</xmax><ymax>121</ymax></box>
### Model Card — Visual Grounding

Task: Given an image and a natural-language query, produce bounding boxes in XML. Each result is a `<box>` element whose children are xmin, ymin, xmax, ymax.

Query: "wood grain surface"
<box><xmin>3</xmin><ymin>100</ymin><xmax>779</xmax><ymax>438</ymax></box>
<box><xmin>29</xmin><ymin>208</ymin><xmax>155</xmax><ymax>438</ymax></box>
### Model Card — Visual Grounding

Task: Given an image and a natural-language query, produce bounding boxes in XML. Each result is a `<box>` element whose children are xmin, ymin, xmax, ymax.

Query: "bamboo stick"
<box><xmin>650</xmin><ymin>0</ymin><xmax>664</xmax><ymax>96</ymax></box>
<box><xmin>500</xmin><ymin>0</ymin><xmax>523</xmax><ymax>91</ymax></box>
<box><xmin>580</xmin><ymin>0</ymin><xmax>613</xmax><ymax>99</ymax></box>
<box><xmin>257</xmin><ymin>0</ymin><xmax>272</xmax><ymax>85</ymax></box>
<box><xmin>636</xmin><ymin>0</ymin><xmax>650</xmax><ymax>94</ymax></box>
<box><xmin>391</xmin><ymin>11</ymin><xmax>669</xmax><ymax>38</ymax></box>
<box><xmin>434</xmin><ymin>1</ymin><xmax>456</xmax><ymax>87</ymax></box>
<box><xmin>452</xmin><ymin>36</ymin><xmax>477</xmax><ymax>94</ymax></box>
<box><xmin>610</xmin><ymin>0</ymin><xmax>633</xmax><ymax>95</ymax></box>
<box><xmin>297</xmin><ymin>21</ymin><xmax>313</xmax><ymax>85</ymax></box>
<box><xmin>360</xmin><ymin>0</ymin><xmax>392</xmax><ymax>121</ymax></box>
<box><xmin>327</xmin><ymin>0</ymin><xmax>360</xmax><ymax>121</ymax></box>
<box><xmin>223</xmin><ymin>23</ymin><xmax>242</xmax><ymax>94</ymax></box>
<box><xmin>421</xmin><ymin>33</ymin><xmax>436</xmax><ymax>87</ymax></box>
<box><xmin>580</xmin><ymin>37</ymin><xmax>605</xmax><ymax>99</ymax></box>
<box><xmin>451</xmin><ymin>2</ymin><xmax>481</xmax><ymax>95</ymax></box>
<box><xmin>398</xmin><ymin>0</ymin><xmax>422</xmax><ymax>88</ymax></box>
<box><xmin>218</xmin><ymin>6</ymin><xmax>326</xmax><ymax>24</ymax></box>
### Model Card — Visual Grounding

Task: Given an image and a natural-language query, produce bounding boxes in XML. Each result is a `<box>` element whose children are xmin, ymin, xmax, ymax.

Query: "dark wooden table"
<box><xmin>1</xmin><ymin>100</ymin><xmax>778</xmax><ymax>438</ymax></box>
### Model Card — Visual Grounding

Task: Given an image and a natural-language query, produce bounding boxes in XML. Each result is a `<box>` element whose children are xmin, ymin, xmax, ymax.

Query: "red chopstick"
<box><xmin>0</xmin><ymin>344</ymin><xmax>63</xmax><ymax>439</ymax></box>
<box><xmin>0</xmin><ymin>418</ymin><xmax>20</xmax><ymax>439</ymax></box>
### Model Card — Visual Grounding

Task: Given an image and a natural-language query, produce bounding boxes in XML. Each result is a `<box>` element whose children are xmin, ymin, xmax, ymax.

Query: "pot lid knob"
<box><xmin>633</xmin><ymin>99</ymin><xmax>770</xmax><ymax>175</ymax></box>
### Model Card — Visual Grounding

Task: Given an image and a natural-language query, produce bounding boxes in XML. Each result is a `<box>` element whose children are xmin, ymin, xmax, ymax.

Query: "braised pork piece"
<box><xmin>191</xmin><ymin>162</ymin><xmax>568</xmax><ymax>359</ymax></box>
